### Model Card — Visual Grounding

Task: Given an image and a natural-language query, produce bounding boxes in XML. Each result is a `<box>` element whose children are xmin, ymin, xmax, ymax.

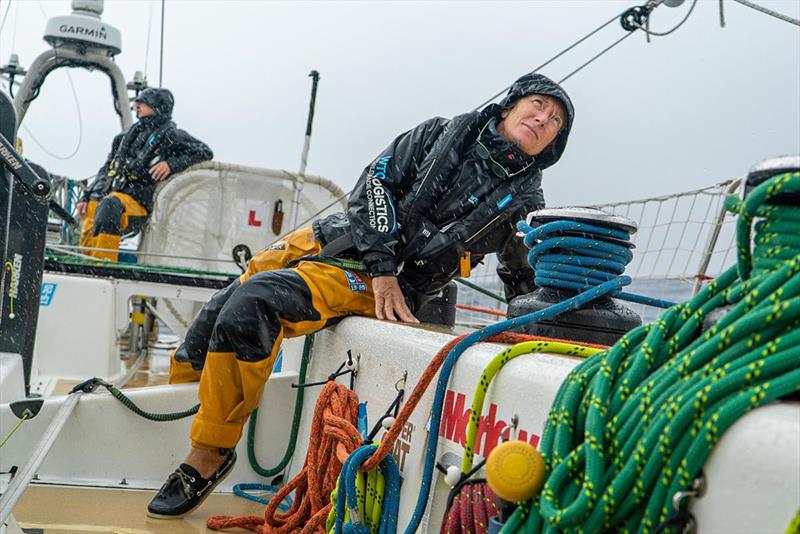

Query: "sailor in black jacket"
<box><xmin>77</xmin><ymin>88</ymin><xmax>213</xmax><ymax>261</ymax></box>
<box><xmin>148</xmin><ymin>73</ymin><xmax>574</xmax><ymax>519</ymax></box>
<box><xmin>316</xmin><ymin>73</ymin><xmax>573</xmax><ymax>314</ymax></box>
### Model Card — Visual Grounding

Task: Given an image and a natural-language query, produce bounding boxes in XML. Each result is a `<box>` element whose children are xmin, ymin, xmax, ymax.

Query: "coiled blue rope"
<box><xmin>521</xmin><ymin>219</ymin><xmax>675</xmax><ymax>309</ymax></box>
<box><xmin>335</xmin><ymin>444</ymin><xmax>401</xmax><ymax>534</ymax></box>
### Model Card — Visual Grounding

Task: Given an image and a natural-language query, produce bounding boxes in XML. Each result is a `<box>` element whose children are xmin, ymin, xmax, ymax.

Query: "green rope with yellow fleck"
<box><xmin>461</xmin><ymin>341</ymin><xmax>604</xmax><ymax>474</ymax></box>
<box><xmin>500</xmin><ymin>172</ymin><xmax>800</xmax><ymax>533</ymax></box>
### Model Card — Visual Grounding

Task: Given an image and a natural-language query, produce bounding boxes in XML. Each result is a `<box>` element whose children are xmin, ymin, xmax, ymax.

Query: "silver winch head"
<box><xmin>526</xmin><ymin>207</ymin><xmax>638</xmax><ymax>235</ymax></box>
<box><xmin>44</xmin><ymin>0</ymin><xmax>121</xmax><ymax>57</ymax></box>
<box><xmin>743</xmin><ymin>155</ymin><xmax>800</xmax><ymax>204</ymax></box>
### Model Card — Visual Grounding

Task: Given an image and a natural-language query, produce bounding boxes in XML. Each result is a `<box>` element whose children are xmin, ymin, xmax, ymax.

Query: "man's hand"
<box><xmin>372</xmin><ymin>275</ymin><xmax>419</xmax><ymax>324</ymax></box>
<box><xmin>75</xmin><ymin>201</ymin><xmax>87</xmax><ymax>218</ymax></box>
<box><xmin>149</xmin><ymin>161</ymin><xmax>172</xmax><ymax>181</ymax></box>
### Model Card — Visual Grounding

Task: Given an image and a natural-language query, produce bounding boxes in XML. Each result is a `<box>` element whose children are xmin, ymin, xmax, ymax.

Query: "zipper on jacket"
<box><xmin>414</xmin><ymin>158</ymin><xmax>437</xmax><ymax>203</ymax></box>
<box><xmin>408</xmin><ymin>118</ymin><xmax>472</xmax><ymax>218</ymax></box>
<box><xmin>464</xmin><ymin>213</ymin><xmax>503</xmax><ymax>245</ymax></box>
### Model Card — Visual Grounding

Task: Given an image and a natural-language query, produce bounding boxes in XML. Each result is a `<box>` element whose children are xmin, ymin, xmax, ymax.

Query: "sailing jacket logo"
<box><xmin>365</xmin><ymin>156</ymin><xmax>395</xmax><ymax>234</ymax></box>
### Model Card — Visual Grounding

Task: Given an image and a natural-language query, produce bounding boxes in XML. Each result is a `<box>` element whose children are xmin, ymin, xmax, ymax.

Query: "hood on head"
<box><xmin>135</xmin><ymin>88</ymin><xmax>175</xmax><ymax>118</ymax></box>
<box><xmin>493</xmin><ymin>73</ymin><xmax>575</xmax><ymax>170</ymax></box>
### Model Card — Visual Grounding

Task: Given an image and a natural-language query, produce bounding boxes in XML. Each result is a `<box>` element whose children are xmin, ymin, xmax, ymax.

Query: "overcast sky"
<box><xmin>1</xmin><ymin>0</ymin><xmax>798</xmax><ymax>207</ymax></box>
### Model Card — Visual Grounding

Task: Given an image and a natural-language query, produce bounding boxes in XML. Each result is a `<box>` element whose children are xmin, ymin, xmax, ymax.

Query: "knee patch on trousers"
<box><xmin>209</xmin><ymin>270</ymin><xmax>320</xmax><ymax>361</ymax></box>
<box><xmin>93</xmin><ymin>195</ymin><xmax>125</xmax><ymax>236</ymax></box>
<box><xmin>181</xmin><ymin>280</ymin><xmax>242</xmax><ymax>370</ymax></box>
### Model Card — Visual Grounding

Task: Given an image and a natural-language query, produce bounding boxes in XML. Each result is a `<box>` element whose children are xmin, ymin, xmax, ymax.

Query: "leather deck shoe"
<box><xmin>147</xmin><ymin>448</ymin><xmax>236</xmax><ymax>519</ymax></box>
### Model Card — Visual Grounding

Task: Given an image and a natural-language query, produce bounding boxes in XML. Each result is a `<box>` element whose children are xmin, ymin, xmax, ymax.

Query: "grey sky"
<box><xmin>2</xmin><ymin>0</ymin><xmax>798</xmax><ymax>207</ymax></box>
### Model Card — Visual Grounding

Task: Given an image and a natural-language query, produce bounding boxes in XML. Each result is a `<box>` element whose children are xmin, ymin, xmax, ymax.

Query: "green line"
<box><xmin>0</xmin><ymin>413</ymin><xmax>29</xmax><ymax>449</ymax></box>
<box><xmin>247</xmin><ymin>334</ymin><xmax>315</xmax><ymax>477</ymax></box>
<box><xmin>455</xmin><ymin>277</ymin><xmax>507</xmax><ymax>304</ymax></box>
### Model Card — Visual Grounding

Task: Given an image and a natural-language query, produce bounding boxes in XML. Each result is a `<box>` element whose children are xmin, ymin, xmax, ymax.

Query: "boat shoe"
<box><xmin>146</xmin><ymin>448</ymin><xmax>237</xmax><ymax>519</ymax></box>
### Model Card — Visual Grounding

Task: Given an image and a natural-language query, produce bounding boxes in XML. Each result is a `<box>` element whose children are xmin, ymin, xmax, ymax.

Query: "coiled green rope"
<box><xmin>500</xmin><ymin>172</ymin><xmax>800</xmax><ymax>533</ymax></box>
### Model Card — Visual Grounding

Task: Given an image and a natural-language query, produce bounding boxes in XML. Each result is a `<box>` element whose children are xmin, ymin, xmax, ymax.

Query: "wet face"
<box><xmin>135</xmin><ymin>101</ymin><xmax>155</xmax><ymax>118</ymax></box>
<box><xmin>497</xmin><ymin>94</ymin><xmax>566</xmax><ymax>156</ymax></box>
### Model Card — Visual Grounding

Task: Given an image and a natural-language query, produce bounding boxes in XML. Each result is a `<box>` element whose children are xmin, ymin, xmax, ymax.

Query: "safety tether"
<box><xmin>70</xmin><ymin>377</ymin><xmax>199</xmax><ymax>421</ymax></box>
<box><xmin>498</xmin><ymin>172</ymin><xmax>800</xmax><ymax>533</ymax></box>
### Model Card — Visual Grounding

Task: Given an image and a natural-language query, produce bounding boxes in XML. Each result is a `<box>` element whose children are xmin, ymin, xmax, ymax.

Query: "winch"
<box><xmin>507</xmin><ymin>207</ymin><xmax>643</xmax><ymax>345</ymax></box>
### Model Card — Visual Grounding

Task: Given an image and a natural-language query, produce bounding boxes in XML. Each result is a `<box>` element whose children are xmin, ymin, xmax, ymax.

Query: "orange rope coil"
<box><xmin>208</xmin><ymin>381</ymin><xmax>360</xmax><ymax>533</ymax></box>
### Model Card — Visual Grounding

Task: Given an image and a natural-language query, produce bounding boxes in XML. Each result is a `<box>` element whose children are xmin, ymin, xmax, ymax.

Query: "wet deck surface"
<box><xmin>14</xmin><ymin>484</ymin><xmax>264</xmax><ymax>533</ymax></box>
<box><xmin>49</xmin><ymin>341</ymin><xmax>174</xmax><ymax>396</ymax></box>
<box><xmin>12</xmin><ymin>336</ymin><xmax>255</xmax><ymax>533</ymax></box>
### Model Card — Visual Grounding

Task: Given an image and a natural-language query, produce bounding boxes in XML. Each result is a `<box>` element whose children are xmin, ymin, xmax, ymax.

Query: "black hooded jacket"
<box><xmin>82</xmin><ymin>88</ymin><xmax>213</xmax><ymax>212</ymax></box>
<box><xmin>314</xmin><ymin>73</ymin><xmax>574</xmax><ymax>304</ymax></box>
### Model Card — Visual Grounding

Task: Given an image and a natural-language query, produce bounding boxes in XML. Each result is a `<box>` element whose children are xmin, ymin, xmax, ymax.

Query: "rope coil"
<box><xmin>208</xmin><ymin>381</ymin><xmax>361</xmax><ymax>533</ymax></box>
<box><xmin>518</xmin><ymin>218</ymin><xmax>675</xmax><ymax>309</ymax></box>
<box><xmin>332</xmin><ymin>444</ymin><xmax>400</xmax><ymax>534</ymax></box>
<box><xmin>499</xmin><ymin>172</ymin><xmax>800</xmax><ymax>533</ymax></box>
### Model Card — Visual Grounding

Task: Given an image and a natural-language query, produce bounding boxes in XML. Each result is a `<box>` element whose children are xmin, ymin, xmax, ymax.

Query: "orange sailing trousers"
<box><xmin>169</xmin><ymin>226</ymin><xmax>377</xmax><ymax>449</ymax></box>
<box><xmin>79</xmin><ymin>192</ymin><xmax>148</xmax><ymax>262</ymax></box>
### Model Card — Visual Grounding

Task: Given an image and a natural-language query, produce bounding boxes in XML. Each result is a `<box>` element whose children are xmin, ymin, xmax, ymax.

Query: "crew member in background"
<box><xmin>147</xmin><ymin>73</ymin><xmax>574</xmax><ymax>519</ymax></box>
<box><xmin>76</xmin><ymin>88</ymin><xmax>213</xmax><ymax>261</ymax></box>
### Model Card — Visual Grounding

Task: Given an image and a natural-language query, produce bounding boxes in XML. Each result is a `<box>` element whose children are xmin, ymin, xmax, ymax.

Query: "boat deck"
<box><xmin>13</xmin><ymin>485</ymin><xmax>264</xmax><ymax>533</ymax></box>
<box><xmin>48</xmin><ymin>341</ymin><xmax>174</xmax><ymax>397</ymax></box>
<box><xmin>10</xmin><ymin>340</ymin><xmax>262</xmax><ymax>533</ymax></box>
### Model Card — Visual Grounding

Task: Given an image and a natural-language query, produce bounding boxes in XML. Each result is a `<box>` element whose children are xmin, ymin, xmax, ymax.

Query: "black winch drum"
<box><xmin>507</xmin><ymin>207</ymin><xmax>642</xmax><ymax>346</ymax></box>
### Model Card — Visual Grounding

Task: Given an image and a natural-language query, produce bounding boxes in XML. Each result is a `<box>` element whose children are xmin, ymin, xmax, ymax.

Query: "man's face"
<box><xmin>497</xmin><ymin>94</ymin><xmax>566</xmax><ymax>156</ymax></box>
<box><xmin>135</xmin><ymin>100</ymin><xmax>155</xmax><ymax>118</ymax></box>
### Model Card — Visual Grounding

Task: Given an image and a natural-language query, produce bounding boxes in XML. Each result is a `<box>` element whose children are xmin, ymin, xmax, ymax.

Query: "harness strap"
<box><xmin>290</xmin><ymin>253</ymin><xmax>368</xmax><ymax>273</ymax></box>
<box><xmin>319</xmin><ymin>232</ymin><xmax>356</xmax><ymax>258</ymax></box>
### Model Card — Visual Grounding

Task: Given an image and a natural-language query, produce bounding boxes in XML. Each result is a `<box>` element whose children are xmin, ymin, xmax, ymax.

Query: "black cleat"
<box><xmin>146</xmin><ymin>448</ymin><xmax>236</xmax><ymax>519</ymax></box>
